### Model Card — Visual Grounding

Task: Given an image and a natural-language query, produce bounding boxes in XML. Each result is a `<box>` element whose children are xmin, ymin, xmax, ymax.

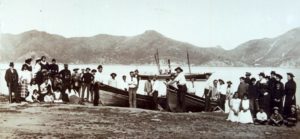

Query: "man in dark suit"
<box><xmin>5</xmin><ymin>62</ymin><xmax>19</xmax><ymax>103</ymax></box>
<box><xmin>59</xmin><ymin>64</ymin><xmax>72</xmax><ymax>102</ymax></box>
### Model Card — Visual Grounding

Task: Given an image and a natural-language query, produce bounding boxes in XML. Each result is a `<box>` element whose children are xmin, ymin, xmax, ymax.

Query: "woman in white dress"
<box><xmin>227</xmin><ymin>93</ymin><xmax>241</xmax><ymax>122</ymax></box>
<box><xmin>238</xmin><ymin>94</ymin><xmax>254</xmax><ymax>124</ymax></box>
<box><xmin>225</xmin><ymin>81</ymin><xmax>233</xmax><ymax>113</ymax></box>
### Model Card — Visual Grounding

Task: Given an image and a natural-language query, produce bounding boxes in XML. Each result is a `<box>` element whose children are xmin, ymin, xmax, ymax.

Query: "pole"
<box><xmin>187</xmin><ymin>49</ymin><xmax>191</xmax><ymax>74</ymax></box>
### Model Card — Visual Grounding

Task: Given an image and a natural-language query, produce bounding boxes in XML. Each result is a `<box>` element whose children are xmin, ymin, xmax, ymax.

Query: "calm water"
<box><xmin>0</xmin><ymin>63</ymin><xmax>299</xmax><ymax>105</ymax></box>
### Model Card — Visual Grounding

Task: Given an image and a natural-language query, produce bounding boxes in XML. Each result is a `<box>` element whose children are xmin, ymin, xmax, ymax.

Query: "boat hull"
<box><xmin>167</xmin><ymin>86</ymin><xmax>218</xmax><ymax>112</ymax></box>
<box><xmin>139</xmin><ymin>73</ymin><xmax>212</xmax><ymax>81</ymax></box>
<box><xmin>99</xmin><ymin>85</ymin><xmax>162</xmax><ymax>110</ymax></box>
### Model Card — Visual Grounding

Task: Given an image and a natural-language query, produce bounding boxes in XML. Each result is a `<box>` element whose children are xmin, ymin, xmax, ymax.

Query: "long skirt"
<box><xmin>238</xmin><ymin>110</ymin><xmax>253</xmax><ymax>124</ymax></box>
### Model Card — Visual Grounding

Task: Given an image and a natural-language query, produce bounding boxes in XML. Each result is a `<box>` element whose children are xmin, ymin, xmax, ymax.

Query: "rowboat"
<box><xmin>166</xmin><ymin>86</ymin><xmax>218</xmax><ymax>112</ymax></box>
<box><xmin>99</xmin><ymin>84</ymin><xmax>167</xmax><ymax>110</ymax></box>
<box><xmin>139</xmin><ymin>73</ymin><xmax>212</xmax><ymax>81</ymax></box>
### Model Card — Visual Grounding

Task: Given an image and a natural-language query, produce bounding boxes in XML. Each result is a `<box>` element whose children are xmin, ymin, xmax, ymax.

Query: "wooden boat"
<box><xmin>139</xmin><ymin>73</ymin><xmax>212</xmax><ymax>81</ymax></box>
<box><xmin>99</xmin><ymin>84</ymin><xmax>167</xmax><ymax>110</ymax></box>
<box><xmin>166</xmin><ymin>86</ymin><xmax>218</xmax><ymax>112</ymax></box>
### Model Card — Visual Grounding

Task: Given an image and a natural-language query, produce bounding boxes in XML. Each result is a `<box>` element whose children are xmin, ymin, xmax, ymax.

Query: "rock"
<box><xmin>151</xmin><ymin>119</ymin><xmax>162</xmax><ymax>122</ymax></box>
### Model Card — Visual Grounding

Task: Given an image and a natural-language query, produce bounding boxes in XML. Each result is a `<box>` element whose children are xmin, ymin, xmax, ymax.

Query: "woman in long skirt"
<box><xmin>227</xmin><ymin>93</ymin><xmax>241</xmax><ymax>122</ymax></box>
<box><xmin>238</xmin><ymin>94</ymin><xmax>253</xmax><ymax>124</ymax></box>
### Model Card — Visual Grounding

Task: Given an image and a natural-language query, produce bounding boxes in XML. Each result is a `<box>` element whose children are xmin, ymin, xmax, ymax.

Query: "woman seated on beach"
<box><xmin>255</xmin><ymin>109</ymin><xmax>268</xmax><ymax>125</ymax></box>
<box><xmin>227</xmin><ymin>93</ymin><xmax>241</xmax><ymax>122</ymax></box>
<box><xmin>269</xmin><ymin>107</ymin><xmax>284</xmax><ymax>126</ymax></box>
<box><xmin>284</xmin><ymin>105</ymin><xmax>298</xmax><ymax>127</ymax></box>
<box><xmin>44</xmin><ymin>92</ymin><xmax>54</xmax><ymax>103</ymax></box>
<box><xmin>39</xmin><ymin>78</ymin><xmax>52</xmax><ymax>101</ymax></box>
<box><xmin>238</xmin><ymin>94</ymin><xmax>253</xmax><ymax>124</ymax></box>
<box><xmin>26</xmin><ymin>89</ymin><xmax>40</xmax><ymax>103</ymax></box>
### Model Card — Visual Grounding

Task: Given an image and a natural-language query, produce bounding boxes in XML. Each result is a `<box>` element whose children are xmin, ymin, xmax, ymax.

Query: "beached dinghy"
<box><xmin>166</xmin><ymin>86</ymin><xmax>218</xmax><ymax>112</ymax></box>
<box><xmin>99</xmin><ymin>84</ymin><xmax>167</xmax><ymax>110</ymax></box>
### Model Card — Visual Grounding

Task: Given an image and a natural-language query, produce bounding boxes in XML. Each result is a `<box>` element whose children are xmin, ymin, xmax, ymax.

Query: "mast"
<box><xmin>167</xmin><ymin>59</ymin><xmax>171</xmax><ymax>74</ymax></box>
<box><xmin>187</xmin><ymin>48</ymin><xmax>191</xmax><ymax>74</ymax></box>
<box><xmin>154</xmin><ymin>49</ymin><xmax>161</xmax><ymax>74</ymax></box>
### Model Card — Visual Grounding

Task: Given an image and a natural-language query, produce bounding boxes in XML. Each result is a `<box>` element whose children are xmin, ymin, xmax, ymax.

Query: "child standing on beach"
<box><xmin>238</xmin><ymin>94</ymin><xmax>253</xmax><ymax>124</ymax></box>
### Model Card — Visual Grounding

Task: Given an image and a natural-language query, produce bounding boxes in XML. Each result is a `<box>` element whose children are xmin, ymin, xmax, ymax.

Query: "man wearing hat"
<box><xmin>81</xmin><ymin>68</ymin><xmax>94</xmax><ymax>102</ymax></box>
<box><xmin>218</xmin><ymin>79</ymin><xmax>227</xmax><ymax>111</ymax></box>
<box><xmin>168</xmin><ymin>67</ymin><xmax>187</xmax><ymax>112</ymax></box>
<box><xmin>59</xmin><ymin>64</ymin><xmax>72</xmax><ymax>102</ymax></box>
<box><xmin>71</xmin><ymin>68</ymin><xmax>81</xmax><ymax>93</ymax></box>
<box><xmin>283</xmin><ymin>73</ymin><xmax>297</xmax><ymax>117</ymax></box>
<box><xmin>108</xmin><ymin>73</ymin><xmax>118</xmax><ymax>88</ymax></box>
<box><xmin>5</xmin><ymin>62</ymin><xmax>19</xmax><ymax>103</ymax></box>
<box><xmin>248</xmin><ymin>78</ymin><xmax>259</xmax><ymax>117</ymax></box>
<box><xmin>49</xmin><ymin>59</ymin><xmax>59</xmax><ymax>79</ymax></box>
<box><xmin>237</xmin><ymin>77</ymin><xmax>249</xmax><ymax>99</ymax></box>
<box><xmin>272</xmin><ymin>79</ymin><xmax>284</xmax><ymax>113</ymax></box>
<box><xmin>245</xmin><ymin>72</ymin><xmax>251</xmax><ymax>85</ymax></box>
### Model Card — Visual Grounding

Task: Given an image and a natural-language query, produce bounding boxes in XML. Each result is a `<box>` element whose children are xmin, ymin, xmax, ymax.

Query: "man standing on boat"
<box><xmin>168</xmin><ymin>67</ymin><xmax>187</xmax><ymax>112</ymax></box>
<box><xmin>128</xmin><ymin>71</ymin><xmax>138</xmax><ymax>108</ymax></box>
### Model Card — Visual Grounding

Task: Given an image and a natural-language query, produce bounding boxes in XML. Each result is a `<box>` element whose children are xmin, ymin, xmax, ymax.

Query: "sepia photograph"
<box><xmin>0</xmin><ymin>0</ymin><xmax>299</xmax><ymax>138</ymax></box>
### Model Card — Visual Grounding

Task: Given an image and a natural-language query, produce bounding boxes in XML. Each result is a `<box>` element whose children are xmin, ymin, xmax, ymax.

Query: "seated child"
<box><xmin>53</xmin><ymin>89</ymin><xmax>63</xmax><ymax>103</ymax></box>
<box><xmin>269</xmin><ymin>107</ymin><xmax>284</xmax><ymax>126</ymax></box>
<box><xmin>284</xmin><ymin>105</ymin><xmax>298</xmax><ymax>127</ymax></box>
<box><xmin>44</xmin><ymin>92</ymin><xmax>54</xmax><ymax>103</ymax></box>
<box><xmin>33</xmin><ymin>89</ymin><xmax>40</xmax><ymax>102</ymax></box>
<box><xmin>255</xmin><ymin>109</ymin><xmax>268</xmax><ymax>125</ymax></box>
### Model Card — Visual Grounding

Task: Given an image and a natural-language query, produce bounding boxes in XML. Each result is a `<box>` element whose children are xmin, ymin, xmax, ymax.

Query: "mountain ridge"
<box><xmin>0</xmin><ymin>28</ymin><xmax>299</xmax><ymax>67</ymax></box>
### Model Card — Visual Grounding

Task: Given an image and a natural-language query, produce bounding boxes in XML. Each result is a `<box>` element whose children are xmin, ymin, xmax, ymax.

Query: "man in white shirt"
<box><xmin>108</xmin><ymin>73</ymin><xmax>118</xmax><ymax>88</ymax></box>
<box><xmin>168</xmin><ymin>67</ymin><xmax>187</xmax><ymax>112</ymax></box>
<box><xmin>128</xmin><ymin>71</ymin><xmax>138</xmax><ymax>108</ymax></box>
<box><xmin>255</xmin><ymin>109</ymin><xmax>268</xmax><ymax>125</ymax></box>
<box><xmin>218</xmin><ymin>79</ymin><xmax>227</xmax><ymax>111</ymax></box>
<box><xmin>151</xmin><ymin>76</ymin><xmax>160</xmax><ymax>109</ymax></box>
<box><xmin>187</xmin><ymin>78</ymin><xmax>196</xmax><ymax>95</ymax></box>
<box><xmin>119</xmin><ymin>75</ymin><xmax>128</xmax><ymax>91</ymax></box>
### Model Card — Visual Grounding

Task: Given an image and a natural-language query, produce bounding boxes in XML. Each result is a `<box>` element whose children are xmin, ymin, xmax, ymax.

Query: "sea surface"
<box><xmin>0</xmin><ymin>63</ymin><xmax>299</xmax><ymax>105</ymax></box>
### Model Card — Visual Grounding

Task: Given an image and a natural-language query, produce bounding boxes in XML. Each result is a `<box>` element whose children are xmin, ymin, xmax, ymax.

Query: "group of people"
<box><xmin>4</xmin><ymin>57</ymin><xmax>298</xmax><ymax>127</ymax></box>
<box><xmin>203</xmin><ymin>71</ymin><xmax>297</xmax><ymax>127</ymax></box>
<box><xmin>4</xmin><ymin>56</ymin><xmax>142</xmax><ymax>107</ymax></box>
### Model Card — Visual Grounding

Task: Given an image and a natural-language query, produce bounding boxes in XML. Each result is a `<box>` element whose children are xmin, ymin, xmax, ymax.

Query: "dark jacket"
<box><xmin>82</xmin><ymin>73</ymin><xmax>94</xmax><ymax>84</ymax></box>
<box><xmin>5</xmin><ymin>68</ymin><xmax>19</xmax><ymax>92</ymax></box>
<box><xmin>248</xmin><ymin>83</ymin><xmax>258</xmax><ymax>99</ymax></box>
<box><xmin>237</xmin><ymin>82</ymin><xmax>249</xmax><ymax>98</ymax></box>
<box><xmin>49</xmin><ymin>64</ymin><xmax>59</xmax><ymax>77</ymax></box>
<box><xmin>59</xmin><ymin>69</ymin><xmax>71</xmax><ymax>83</ymax></box>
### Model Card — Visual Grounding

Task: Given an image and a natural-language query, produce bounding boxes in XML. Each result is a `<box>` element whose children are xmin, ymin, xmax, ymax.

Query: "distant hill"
<box><xmin>0</xmin><ymin>28</ymin><xmax>299</xmax><ymax>67</ymax></box>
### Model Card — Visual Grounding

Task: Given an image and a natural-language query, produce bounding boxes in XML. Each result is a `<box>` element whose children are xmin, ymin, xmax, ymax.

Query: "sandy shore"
<box><xmin>0</xmin><ymin>100</ymin><xmax>299</xmax><ymax>139</ymax></box>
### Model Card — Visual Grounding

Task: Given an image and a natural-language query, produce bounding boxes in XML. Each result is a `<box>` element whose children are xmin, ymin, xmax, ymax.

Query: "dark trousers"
<box><xmin>129</xmin><ymin>88</ymin><xmax>137</xmax><ymax>108</ymax></box>
<box><xmin>153</xmin><ymin>91</ymin><xmax>158</xmax><ymax>109</ymax></box>
<box><xmin>81</xmin><ymin>83</ymin><xmax>91</xmax><ymax>101</ymax></box>
<box><xmin>219</xmin><ymin>94</ymin><xmax>226</xmax><ymax>111</ymax></box>
<box><xmin>62</xmin><ymin>83</ymin><xmax>71</xmax><ymax>102</ymax></box>
<box><xmin>204</xmin><ymin>89</ymin><xmax>211</xmax><ymax>111</ymax></box>
<box><xmin>177</xmin><ymin>85</ymin><xmax>187</xmax><ymax>112</ymax></box>
<box><xmin>93</xmin><ymin>84</ymin><xmax>100</xmax><ymax>106</ymax></box>
<box><xmin>255</xmin><ymin>119</ymin><xmax>268</xmax><ymax>125</ymax></box>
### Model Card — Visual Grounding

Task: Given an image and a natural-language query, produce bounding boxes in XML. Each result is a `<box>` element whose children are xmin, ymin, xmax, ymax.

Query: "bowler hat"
<box><xmin>9</xmin><ymin>62</ymin><xmax>14</xmax><ymax>67</ymax></box>
<box><xmin>271</xmin><ymin>71</ymin><xmax>276</xmax><ymax>75</ymax></box>
<box><xmin>175</xmin><ymin>67</ymin><xmax>183</xmax><ymax>72</ymax></box>
<box><xmin>287</xmin><ymin>73</ymin><xmax>295</xmax><ymax>78</ymax></box>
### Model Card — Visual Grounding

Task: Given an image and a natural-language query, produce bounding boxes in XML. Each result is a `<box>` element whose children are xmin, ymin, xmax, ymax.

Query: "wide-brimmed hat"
<box><xmin>25</xmin><ymin>58</ymin><xmax>32</xmax><ymax>64</ymax></box>
<box><xmin>245</xmin><ymin>72</ymin><xmax>251</xmax><ymax>76</ymax></box>
<box><xmin>86</xmin><ymin>68</ymin><xmax>91</xmax><ymax>71</ymax></box>
<box><xmin>226</xmin><ymin>81</ymin><xmax>232</xmax><ymax>84</ymax></box>
<box><xmin>97</xmin><ymin>65</ymin><xmax>103</xmax><ymax>69</ymax></box>
<box><xmin>91</xmin><ymin>69</ymin><xmax>97</xmax><ymax>73</ymax></box>
<box><xmin>110</xmin><ymin>73</ymin><xmax>117</xmax><ymax>77</ymax></box>
<box><xmin>175</xmin><ymin>67</ymin><xmax>183</xmax><ymax>72</ymax></box>
<box><xmin>287</xmin><ymin>73</ymin><xmax>295</xmax><ymax>78</ymax></box>
<box><xmin>273</xmin><ymin>107</ymin><xmax>279</xmax><ymax>110</ymax></box>
<box><xmin>218</xmin><ymin>79</ymin><xmax>224</xmax><ymax>84</ymax></box>
<box><xmin>258</xmin><ymin>72</ymin><xmax>265</xmax><ymax>77</ymax></box>
<box><xmin>73</xmin><ymin>68</ymin><xmax>79</xmax><ymax>71</ymax></box>
<box><xmin>275</xmin><ymin>74</ymin><xmax>282</xmax><ymax>79</ymax></box>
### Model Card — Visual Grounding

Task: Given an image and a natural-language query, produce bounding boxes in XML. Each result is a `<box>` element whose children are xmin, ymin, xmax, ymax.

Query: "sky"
<box><xmin>0</xmin><ymin>0</ymin><xmax>300</xmax><ymax>50</ymax></box>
